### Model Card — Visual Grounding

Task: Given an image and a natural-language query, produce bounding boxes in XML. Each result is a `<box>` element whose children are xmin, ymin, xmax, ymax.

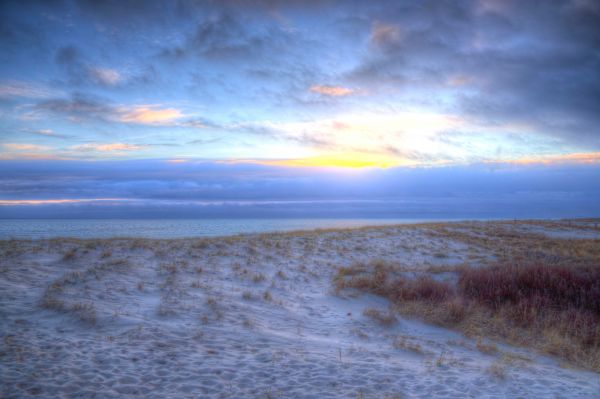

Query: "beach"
<box><xmin>1</xmin><ymin>219</ymin><xmax>599</xmax><ymax>398</ymax></box>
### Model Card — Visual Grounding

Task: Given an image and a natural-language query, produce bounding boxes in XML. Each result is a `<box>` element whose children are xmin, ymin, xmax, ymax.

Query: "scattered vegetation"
<box><xmin>262</xmin><ymin>290</ymin><xmax>273</xmax><ymax>302</ymax></box>
<box><xmin>393</xmin><ymin>336</ymin><xmax>425</xmax><ymax>354</ymax></box>
<box><xmin>62</xmin><ymin>248</ymin><xmax>77</xmax><ymax>261</ymax></box>
<box><xmin>475</xmin><ymin>338</ymin><xmax>498</xmax><ymax>355</ymax></box>
<box><xmin>276</xmin><ymin>270</ymin><xmax>287</xmax><ymax>279</ymax></box>
<box><xmin>427</xmin><ymin>223</ymin><xmax>600</xmax><ymax>266</ymax></box>
<box><xmin>191</xmin><ymin>280</ymin><xmax>202</xmax><ymax>288</ymax></box>
<box><xmin>203</xmin><ymin>296</ymin><xmax>224</xmax><ymax>321</ymax></box>
<box><xmin>71</xmin><ymin>302</ymin><xmax>97</xmax><ymax>325</ymax></box>
<box><xmin>335</xmin><ymin>260</ymin><xmax>600</xmax><ymax>371</ymax></box>
<box><xmin>38</xmin><ymin>258</ymin><xmax>131</xmax><ymax>324</ymax></box>
<box><xmin>488</xmin><ymin>359</ymin><xmax>507</xmax><ymax>379</ymax></box>
<box><xmin>363</xmin><ymin>307</ymin><xmax>397</xmax><ymax>326</ymax></box>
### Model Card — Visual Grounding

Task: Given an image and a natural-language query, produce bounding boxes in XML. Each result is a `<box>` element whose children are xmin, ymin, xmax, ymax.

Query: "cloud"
<box><xmin>0</xmin><ymin>159</ymin><xmax>598</xmax><ymax>220</ymax></box>
<box><xmin>508</xmin><ymin>151</ymin><xmax>600</xmax><ymax>165</ymax></box>
<box><xmin>89</xmin><ymin>67</ymin><xmax>121</xmax><ymax>86</ymax></box>
<box><xmin>118</xmin><ymin>106</ymin><xmax>182</xmax><ymax>125</ymax></box>
<box><xmin>0</xmin><ymin>198</ymin><xmax>129</xmax><ymax>206</ymax></box>
<box><xmin>55</xmin><ymin>46</ymin><xmax>126</xmax><ymax>88</ymax></box>
<box><xmin>241</xmin><ymin>111</ymin><xmax>466</xmax><ymax>165</ymax></box>
<box><xmin>34</xmin><ymin>93</ymin><xmax>112</xmax><ymax>120</ymax></box>
<box><xmin>187</xmin><ymin>137</ymin><xmax>222</xmax><ymax>145</ymax></box>
<box><xmin>0</xmin><ymin>141</ymin><xmax>147</xmax><ymax>161</ymax></box>
<box><xmin>25</xmin><ymin>129</ymin><xmax>71</xmax><ymax>139</ymax></box>
<box><xmin>55</xmin><ymin>46</ymin><xmax>88</xmax><ymax>85</ymax></box>
<box><xmin>1</xmin><ymin>0</ymin><xmax>600</xmax><ymax>166</ymax></box>
<box><xmin>225</xmin><ymin>110</ymin><xmax>600</xmax><ymax>168</ymax></box>
<box><xmin>0</xmin><ymin>142</ymin><xmax>61</xmax><ymax>160</ymax></box>
<box><xmin>370</xmin><ymin>21</ymin><xmax>402</xmax><ymax>46</ymax></box>
<box><xmin>2</xmin><ymin>143</ymin><xmax>51</xmax><ymax>151</ymax></box>
<box><xmin>55</xmin><ymin>45</ymin><xmax>79</xmax><ymax>65</ymax></box>
<box><xmin>165</xmin><ymin>159</ymin><xmax>188</xmax><ymax>164</ymax></box>
<box><xmin>0</xmin><ymin>80</ymin><xmax>59</xmax><ymax>99</ymax></box>
<box><xmin>71</xmin><ymin>143</ymin><xmax>146</xmax><ymax>152</ymax></box>
<box><xmin>29</xmin><ymin>129</ymin><xmax>56</xmax><ymax>137</ymax></box>
<box><xmin>33</xmin><ymin>94</ymin><xmax>185</xmax><ymax>126</ymax></box>
<box><xmin>346</xmin><ymin>1</ymin><xmax>600</xmax><ymax>147</ymax></box>
<box><xmin>161</xmin><ymin>12</ymin><xmax>291</xmax><ymax>62</ymax></box>
<box><xmin>309</xmin><ymin>85</ymin><xmax>355</xmax><ymax>97</ymax></box>
<box><xmin>233</xmin><ymin>153</ymin><xmax>400</xmax><ymax>168</ymax></box>
<box><xmin>182</xmin><ymin>118</ymin><xmax>210</xmax><ymax>129</ymax></box>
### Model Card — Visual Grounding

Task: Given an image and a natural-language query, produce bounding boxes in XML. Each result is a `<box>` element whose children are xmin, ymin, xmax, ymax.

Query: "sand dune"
<box><xmin>1</xmin><ymin>220</ymin><xmax>599</xmax><ymax>398</ymax></box>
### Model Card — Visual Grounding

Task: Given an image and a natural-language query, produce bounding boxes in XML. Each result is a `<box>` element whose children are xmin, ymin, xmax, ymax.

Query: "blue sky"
<box><xmin>0</xmin><ymin>1</ymin><xmax>599</xmax><ymax>217</ymax></box>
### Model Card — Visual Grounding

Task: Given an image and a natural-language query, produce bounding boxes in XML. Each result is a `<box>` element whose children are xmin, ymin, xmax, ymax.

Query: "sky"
<box><xmin>0</xmin><ymin>0</ymin><xmax>599</xmax><ymax>218</ymax></box>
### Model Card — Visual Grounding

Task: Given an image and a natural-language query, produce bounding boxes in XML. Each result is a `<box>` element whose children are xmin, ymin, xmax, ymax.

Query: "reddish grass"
<box><xmin>387</xmin><ymin>275</ymin><xmax>455</xmax><ymax>303</ymax></box>
<box><xmin>334</xmin><ymin>261</ymin><xmax>600</xmax><ymax>371</ymax></box>
<box><xmin>459</xmin><ymin>264</ymin><xmax>600</xmax><ymax>348</ymax></box>
<box><xmin>334</xmin><ymin>262</ymin><xmax>453</xmax><ymax>302</ymax></box>
<box><xmin>459</xmin><ymin>264</ymin><xmax>600</xmax><ymax>315</ymax></box>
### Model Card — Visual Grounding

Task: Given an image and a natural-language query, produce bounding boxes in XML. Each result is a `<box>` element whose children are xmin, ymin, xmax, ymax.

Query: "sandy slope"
<box><xmin>1</xmin><ymin>221</ymin><xmax>599</xmax><ymax>398</ymax></box>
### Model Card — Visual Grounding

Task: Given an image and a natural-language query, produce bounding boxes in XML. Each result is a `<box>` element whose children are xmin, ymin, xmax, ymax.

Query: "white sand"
<box><xmin>1</xmin><ymin>221</ymin><xmax>599</xmax><ymax>398</ymax></box>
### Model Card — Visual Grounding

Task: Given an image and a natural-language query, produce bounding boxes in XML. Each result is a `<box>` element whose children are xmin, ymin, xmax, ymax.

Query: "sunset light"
<box><xmin>1</xmin><ymin>2</ymin><xmax>600</xmax><ymax>397</ymax></box>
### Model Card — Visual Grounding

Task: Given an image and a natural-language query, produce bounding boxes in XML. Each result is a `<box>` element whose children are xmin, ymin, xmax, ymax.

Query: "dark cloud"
<box><xmin>54</xmin><ymin>46</ymin><xmax>132</xmax><ymax>88</ymax></box>
<box><xmin>345</xmin><ymin>1</ymin><xmax>600</xmax><ymax>146</ymax></box>
<box><xmin>0</xmin><ymin>158</ymin><xmax>596</xmax><ymax>201</ymax></box>
<box><xmin>160</xmin><ymin>11</ymin><xmax>293</xmax><ymax>66</ymax></box>
<box><xmin>0</xmin><ymin>1</ymin><xmax>59</xmax><ymax>52</ymax></box>
<box><xmin>1</xmin><ymin>159</ymin><xmax>599</xmax><ymax>219</ymax></box>
<box><xmin>55</xmin><ymin>46</ymin><xmax>90</xmax><ymax>86</ymax></box>
<box><xmin>74</xmin><ymin>0</ymin><xmax>171</xmax><ymax>23</ymax></box>
<box><xmin>55</xmin><ymin>46</ymin><xmax>79</xmax><ymax>65</ymax></box>
<box><xmin>34</xmin><ymin>93</ymin><xmax>113</xmax><ymax>121</ymax></box>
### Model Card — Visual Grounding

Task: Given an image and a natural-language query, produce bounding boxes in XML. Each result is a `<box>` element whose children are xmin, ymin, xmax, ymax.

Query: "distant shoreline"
<box><xmin>1</xmin><ymin>217</ymin><xmax>599</xmax><ymax>241</ymax></box>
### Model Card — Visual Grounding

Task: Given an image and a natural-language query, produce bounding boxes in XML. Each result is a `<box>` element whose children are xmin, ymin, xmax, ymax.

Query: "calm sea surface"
<box><xmin>0</xmin><ymin>218</ymin><xmax>460</xmax><ymax>239</ymax></box>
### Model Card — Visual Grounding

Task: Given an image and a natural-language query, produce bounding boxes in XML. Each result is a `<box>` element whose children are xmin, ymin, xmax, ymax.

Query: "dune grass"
<box><xmin>335</xmin><ymin>260</ymin><xmax>600</xmax><ymax>371</ymax></box>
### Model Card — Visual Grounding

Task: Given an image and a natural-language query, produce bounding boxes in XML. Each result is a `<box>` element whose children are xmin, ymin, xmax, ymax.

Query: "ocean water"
<box><xmin>0</xmin><ymin>218</ymin><xmax>456</xmax><ymax>239</ymax></box>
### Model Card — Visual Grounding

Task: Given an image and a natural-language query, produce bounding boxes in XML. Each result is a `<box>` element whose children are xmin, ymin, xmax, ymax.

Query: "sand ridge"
<box><xmin>1</xmin><ymin>220</ymin><xmax>599</xmax><ymax>398</ymax></box>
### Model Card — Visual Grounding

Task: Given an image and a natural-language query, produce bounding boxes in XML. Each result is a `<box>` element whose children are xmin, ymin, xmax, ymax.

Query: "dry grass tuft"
<box><xmin>39</xmin><ymin>296</ymin><xmax>66</xmax><ymax>312</ymax></box>
<box><xmin>191</xmin><ymin>280</ymin><xmax>202</xmax><ymax>288</ymax></box>
<box><xmin>488</xmin><ymin>360</ymin><xmax>507</xmax><ymax>379</ymax></box>
<box><xmin>393</xmin><ymin>336</ymin><xmax>424</xmax><ymax>354</ymax></box>
<box><xmin>263</xmin><ymin>290</ymin><xmax>273</xmax><ymax>302</ymax></box>
<box><xmin>71</xmin><ymin>302</ymin><xmax>97</xmax><ymax>325</ymax></box>
<box><xmin>62</xmin><ymin>248</ymin><xmax>77</xmax><ymax>261</ymax></box>
<box><xmin>159</xmin><ymin>263</ymin><xmax>178</xmax><ymax>275</ymax></box>
<box><xmin>333</xmin><ymin>261</ymin><xmax>387</xmax><ymax>294</ymax></box>
<box><xmin>334</xmin><ymin>259</ymin><xmax>600</xmax><ymax>371</ymax></box>
<box><xmin>276</xmin><ymin>270</ymin><xmax>287</xmax><ymax>279</ymax></box>
<box><xmin>476</xmin><ymin>338</ymin><xmax>498</xmax><ymax>355</ymax></box>
<box><xmin>363</xmin><ymin>308</ymin><xmax>397</xmax><ymax>326</ymax></box>
<box><xmin>206</xmin><ymin>297</ymin><xmax>218</xmax><ymax>307</ymax></box>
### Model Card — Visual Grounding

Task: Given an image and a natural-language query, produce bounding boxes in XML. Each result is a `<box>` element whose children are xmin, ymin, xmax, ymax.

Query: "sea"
<box><xmin>0</xmin><ymin>218</ymin><xmax>464</xmax><ymax>239</ymax></box>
